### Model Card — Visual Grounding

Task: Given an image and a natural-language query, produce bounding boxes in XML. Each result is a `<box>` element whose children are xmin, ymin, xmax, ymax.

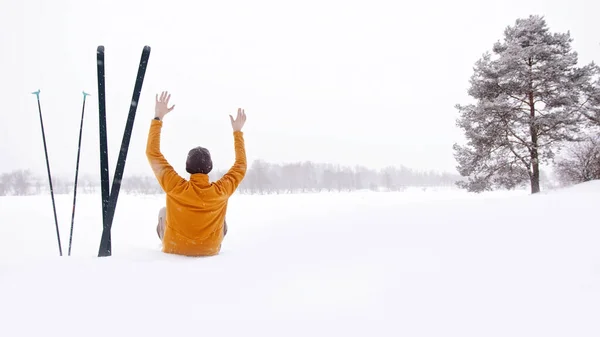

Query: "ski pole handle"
<box><xmin>31</xmin><ymin>90</ymin><xmax>41</xmax><ymax>99</ymax></box>
<box><xmin>83</xmin><ymin>91</ymin><xmax>91</xmax><ymax>97</ymax></box>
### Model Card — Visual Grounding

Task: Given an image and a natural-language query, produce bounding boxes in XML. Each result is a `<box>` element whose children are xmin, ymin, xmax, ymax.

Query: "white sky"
<box><xmin>1</xmin><ymin>0</ymin><xmax>598</xmax><ymax>179</ymax></box>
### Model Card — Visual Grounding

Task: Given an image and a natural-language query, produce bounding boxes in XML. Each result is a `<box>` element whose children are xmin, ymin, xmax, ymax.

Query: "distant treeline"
<box><xmin>0</xmin><ymin>160</ymin><xmax>463</xmax><ymax>196</ymax></box>
<box><xmin>228</xmin><ymin>160</ymin><xmax>462</xmax><ymax>194</ymax></box>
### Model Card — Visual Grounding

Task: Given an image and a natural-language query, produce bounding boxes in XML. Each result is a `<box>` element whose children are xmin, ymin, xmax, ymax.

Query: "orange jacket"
<box><xmin>145</xmin><ymin>119</ymin><xmax>247</xmax><ymax>256</ymax></box>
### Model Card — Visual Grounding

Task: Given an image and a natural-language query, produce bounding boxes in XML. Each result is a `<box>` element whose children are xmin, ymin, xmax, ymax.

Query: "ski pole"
<box><xmin>31</xmin><ymin>90</ymin><xmax>63</xmax><ymax>256</ymax></box>
<box><xmin>68</xmin><ymin>91</ymin><xmax>90</xmax><ymax>256</ymax></box>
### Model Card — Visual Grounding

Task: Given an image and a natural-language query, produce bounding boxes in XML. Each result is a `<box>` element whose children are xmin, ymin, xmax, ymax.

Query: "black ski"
<box><xmin>96</xmin><ymin>46</ymin><xmax>111</xmax><ymax>257</ymax></box>
<box><xmin>97</xmin><ymin>46</ymin><xmax>151</xmax><ymax>257</ymax></box>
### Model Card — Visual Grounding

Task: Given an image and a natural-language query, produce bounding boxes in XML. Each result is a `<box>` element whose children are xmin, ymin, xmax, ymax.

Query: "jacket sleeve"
<box><xmin>146</xmin><ymin>119</ymin><xmax>185</xmax><ymax>193</ymax></box>
<box><xmin>214</xmin><ymin>131</ymin><xmax>247</xmax><ymax>196</ymax></box>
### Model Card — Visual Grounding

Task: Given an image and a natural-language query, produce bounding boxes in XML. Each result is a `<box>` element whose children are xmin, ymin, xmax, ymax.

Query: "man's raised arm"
<box><xmin>145</xmin><ymin>91</ymin><xmax>185</xmax><ymax>193</ymax></box>
<box><xmin>215</xmin><ymin>108</ymin><xmax>247</xmax><ymax>196</ymax></box>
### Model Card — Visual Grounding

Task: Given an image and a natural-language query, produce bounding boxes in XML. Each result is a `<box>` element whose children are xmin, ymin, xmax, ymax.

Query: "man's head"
<box><xmin>186</xmin><ymin>146</ymin><xmax>213</xmax><ymax>175</ymax></box>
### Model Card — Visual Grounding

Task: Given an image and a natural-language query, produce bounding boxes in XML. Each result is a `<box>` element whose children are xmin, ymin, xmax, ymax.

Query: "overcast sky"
<box><xmin>1</xmin><ymin>0</ymin><xmax>598</xmax><ymax>180</ymax></box>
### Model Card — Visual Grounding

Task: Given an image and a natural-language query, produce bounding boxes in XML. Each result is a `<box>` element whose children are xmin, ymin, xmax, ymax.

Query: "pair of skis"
<box><xmin>97</xmin><ymin>45</ymin><xmax>151</xmax><ymax>257</ymax></box>
<box><xmin>31</xmin><ymin>45</ymin><xmax>150</xmax><ymax>257</ymax></box>
<box><xmin>31</xmin><ymin>90</ymin><xmax>90</xmax><ymax>257</ymax></box>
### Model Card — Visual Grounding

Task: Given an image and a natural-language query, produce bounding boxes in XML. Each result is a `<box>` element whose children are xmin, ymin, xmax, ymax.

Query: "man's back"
<box><xmin>146</xmin><ymin>100</ymin><xmax>247</xmax><ymax>256</ymax></box>
<box><xmin>160</xmin><ymin>174</ymin><xmax>238</xmax><ymax>256</ymax></box>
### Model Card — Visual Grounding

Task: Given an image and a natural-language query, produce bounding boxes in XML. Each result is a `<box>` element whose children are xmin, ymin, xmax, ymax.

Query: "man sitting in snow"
<box><xmin>146</xmin><ymin>91</ymin><xmax>247</xmax><ymax>256</ymax></box>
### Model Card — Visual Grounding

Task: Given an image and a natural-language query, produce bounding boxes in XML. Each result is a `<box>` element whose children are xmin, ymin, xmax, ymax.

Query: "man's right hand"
<box><xmin>155</xmin><ymin>91</ymin><xmax>175</xmax><ymax>120</ymax></box>
<box><xmin>229</xmin><ymin>108</ymin><xmax>247</xmax><ymax>132</ymax></box>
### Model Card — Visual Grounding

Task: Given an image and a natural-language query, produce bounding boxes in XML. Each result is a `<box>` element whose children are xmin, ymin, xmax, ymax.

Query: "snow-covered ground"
<box><xmin>0</xmin><ymin>184</ymin><xmax>598</xmax><ymax>336</ymax></box>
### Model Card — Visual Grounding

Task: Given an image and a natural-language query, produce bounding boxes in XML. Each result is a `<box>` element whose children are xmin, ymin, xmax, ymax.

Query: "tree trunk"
<box><xmin>530</xmin><ymin>156</ymin><xmax>540</xmax><ymax>193</ymax></box>
<box><xmin>528</xmin><ymin>89</ymin><xmax>541</xmax><ymax>194</ymax></box>
<box><xmin>527</xmin><ymin>59</ymin><xmax>541</xmax><ymax>194</ymax></box>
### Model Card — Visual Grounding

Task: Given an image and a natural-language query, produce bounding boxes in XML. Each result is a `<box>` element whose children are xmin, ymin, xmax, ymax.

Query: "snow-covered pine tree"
<box><xmin>453</xmin><ymin>15</ymin><xmax>600</xmax><ymax>194</ymax></box>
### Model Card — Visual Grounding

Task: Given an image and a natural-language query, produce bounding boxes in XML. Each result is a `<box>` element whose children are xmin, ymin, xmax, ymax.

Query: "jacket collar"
<box><xmin>190</xmin><ymin>173</ymin><xmax>210</xmax><ymax>186</ymax></box>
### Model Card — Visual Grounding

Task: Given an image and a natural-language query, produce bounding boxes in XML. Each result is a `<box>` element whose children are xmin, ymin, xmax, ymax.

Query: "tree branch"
<box><xmin>501</xmin><ymin>126</ymin><xmax>531</xmax><ymax>171</ymax></box>
<box><xmin>538</xmin><ymin>97</ymin><xmax>592</xmax><ymax>136</ymax></box>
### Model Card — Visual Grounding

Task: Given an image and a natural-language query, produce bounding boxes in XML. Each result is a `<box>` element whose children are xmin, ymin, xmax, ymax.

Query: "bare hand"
<box><xmin>155</xmin><ymin>91</ymin><xmax>175</xmax><ymax>120</ymax></box>
<box><xmin>229</xmin><ymin>108</ymin><xmax>247</xmax><ymax>132</ymax></box>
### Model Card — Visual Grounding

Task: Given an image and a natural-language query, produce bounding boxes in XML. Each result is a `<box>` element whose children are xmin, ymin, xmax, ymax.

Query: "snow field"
<box><xmin>0</xmin><ymin>184</ymin><xmax>598</xmax><ymax>336</ymax></box>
